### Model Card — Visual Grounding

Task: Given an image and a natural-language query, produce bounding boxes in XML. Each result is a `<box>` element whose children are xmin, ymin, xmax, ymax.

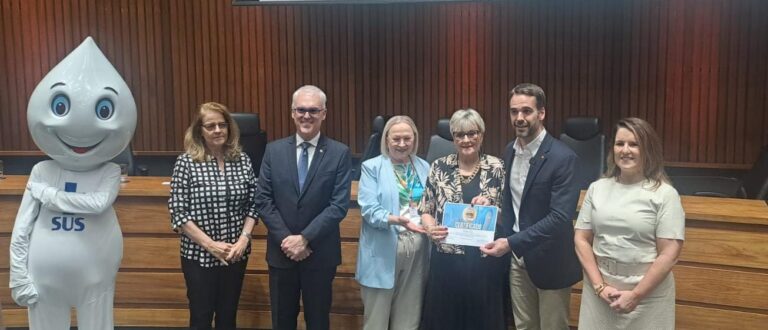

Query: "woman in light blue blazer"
<box><xmin>355</xmin><ymin>115</ymin><xmax>431</xmax><ymax>330</ymax></box>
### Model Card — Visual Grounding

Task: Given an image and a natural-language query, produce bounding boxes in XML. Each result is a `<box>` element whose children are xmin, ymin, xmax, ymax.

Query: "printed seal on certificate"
<box><xmin>462</xmin><ymin>205</ymin><xmax>477</xmax><ymax>222</ymax></box>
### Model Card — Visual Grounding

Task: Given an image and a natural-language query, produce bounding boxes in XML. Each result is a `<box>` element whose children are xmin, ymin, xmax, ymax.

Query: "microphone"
<box><xmin>529</xmin><ymin>157</ymin><xmax>536</xmax><ymax>165</ymax></box>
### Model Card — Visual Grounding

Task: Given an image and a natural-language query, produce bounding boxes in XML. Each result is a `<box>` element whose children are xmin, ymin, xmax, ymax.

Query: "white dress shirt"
<box><xmin>296</xmin><ymin>132</ymin><xmax>321</xmax><ymax>168</ymax></box>
<box><xmin>510</xmin><ymin>128</ymin><xmax>547</xmax><ymax>233</ymax></box>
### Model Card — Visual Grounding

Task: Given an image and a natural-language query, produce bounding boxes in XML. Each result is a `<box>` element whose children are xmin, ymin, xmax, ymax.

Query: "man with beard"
<box><xmin>481</xmin><ymin>83</ymin><xmax>581</xmax><ymax>330</ymax></box>
<box><xmin>255</xmin><ymin>85</ymin><xmax>352</xmax><ymax>330</ymax></box>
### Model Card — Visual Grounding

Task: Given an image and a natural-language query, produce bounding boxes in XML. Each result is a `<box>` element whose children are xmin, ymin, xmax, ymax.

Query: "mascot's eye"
<box><xmin>50</xmin><ymin>94</ymin><xmax>70</xmax><ymax>116</ymax></box>
<box><xmin>95</xmin><ymin>98</ymin><xmax>115</xmax><ymax>120</ymax></box>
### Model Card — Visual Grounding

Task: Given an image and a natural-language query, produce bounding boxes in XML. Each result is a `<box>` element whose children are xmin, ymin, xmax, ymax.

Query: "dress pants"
<box><xmin>181</xmin><ymin>257</ymin><xmax>248</xmax><ymax>330</ymax></box>
<box><xmin>509</xmin><ymin>255</ymin><xmax>571</xmax><ymax>330</ymax></box>
<box><xmin>360</xmin><ymin>231</ymin><xmax>428</xmax><ymax>330</ymax></box>
<box><xmin>269</xmin><ymin>265</ymin><xmax>337</xmax><ymax>330</ymax></box>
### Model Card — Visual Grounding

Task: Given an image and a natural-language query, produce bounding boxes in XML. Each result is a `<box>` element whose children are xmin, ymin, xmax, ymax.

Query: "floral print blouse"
<box><xmin>419</xmin><ymin>153</ymin><xmax>506</xmax><ymax>254</ymax></box>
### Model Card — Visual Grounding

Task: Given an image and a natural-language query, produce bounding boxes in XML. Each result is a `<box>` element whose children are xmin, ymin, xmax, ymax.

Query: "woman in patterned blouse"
<box><xmin>168</xmin><ymin>102</ymin><xmax>258</xmax><ymax>329</ymax></box>
<box><xmin>419</xmin><ymin>109</ymin><xmax>508</xmax><ymax>330</ymax></box>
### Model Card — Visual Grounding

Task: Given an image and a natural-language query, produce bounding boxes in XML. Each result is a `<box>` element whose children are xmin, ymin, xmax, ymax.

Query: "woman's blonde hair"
<box><xmin>450</xmin><ymin>108</ymin><xmax>486</xmax><ymax>134</ymax></box>
<box><xmin>183</xmin><ymin>102</ymin><xmax>241</xmax><ymax>162</ymax></box>
<box><xmin>605</xmin><ymin>117</ymin><xmax>669</xmax><ymax>189</ymax></box>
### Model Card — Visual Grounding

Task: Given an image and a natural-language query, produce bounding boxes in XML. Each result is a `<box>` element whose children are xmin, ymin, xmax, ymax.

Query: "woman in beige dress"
<box><xmin>574</xmin><ymin>117</ymin><xmax>685</xmax><ymax>329</ymax></box>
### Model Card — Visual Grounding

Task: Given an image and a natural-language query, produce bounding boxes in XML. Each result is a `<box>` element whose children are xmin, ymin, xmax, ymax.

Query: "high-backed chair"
<box><xmin>354</xmin><ymin>115</ymin><xmax>391</xmax><ymax>180</ymax></box>
<box><xmin>671</xmin><ymin>145</ymin><xmax>767</xmax><ymax>200</ymax></box>
<box><xmin>742</xmin><ymin>145</ymin><xmax>768</xmax><ymax>200</ymax></box>
<box><xmin>360</xmin><ymin>115</ymin><xmax>391</xmax><ymax>163</ymax></box>
<box><xmin>426</xmin><ymin>118</ymin><xmax>454</xmax><ymax>164</ymax></box>
<box><xmin>669</xmin><ymin>176</ymin><xmax>746</xmax><ymax>198</ymax></box>
<box><xmin>110</xmin><ymin>144</ymin><xmax>148</xmax><ymax>176</ymax></box>
<box><xmin>559</xmin><ymin>117</ymin><xmax>605</xmax><ymax>191</ymax></box>
<box><xmin>231</xmin><ymin>112</ymin><xmax>268</xmax><ymax>177</ymax></box>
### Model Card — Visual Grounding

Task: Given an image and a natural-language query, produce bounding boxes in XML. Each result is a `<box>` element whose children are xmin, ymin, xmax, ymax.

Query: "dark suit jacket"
<box><xmin>502</xmin><ymin>133</ymin><xmax>582</xmax><ymax>290</ymax></box>
<box><xmin>255</xmin><ymin>134</ymin><xmax>352</xmax><ymax>269</ymax></box>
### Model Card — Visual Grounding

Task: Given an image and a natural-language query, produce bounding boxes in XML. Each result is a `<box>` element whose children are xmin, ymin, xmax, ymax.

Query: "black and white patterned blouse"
<box><xmin>419</xmin><ymin>153</ymin><xmax>505</xmax><ymax>255</ymax></box>
<box><xmin>168</xmin><ymin>152</ymin><xmax>259</xmax><ymax>267</ymax></box>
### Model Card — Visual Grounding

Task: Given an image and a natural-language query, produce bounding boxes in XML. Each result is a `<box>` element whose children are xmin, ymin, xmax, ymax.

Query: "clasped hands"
<box><xmin>281</xmin><ymin>234</ymin><xmax>312</xmax><ymax>262</ymax></box>
<box><xmin>205</xmin><ymin>235</ymin><xmax>249</xmax><ymax>265</ymax></box>
<box><xmin>598</xmin><ymin>285</ymin><xmax>640</xmax><ymax>314</ymax></box>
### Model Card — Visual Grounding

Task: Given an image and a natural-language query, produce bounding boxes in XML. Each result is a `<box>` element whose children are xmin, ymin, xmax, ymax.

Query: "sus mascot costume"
<box><xmin>9</xmin><ymin>37</ymin><xmax>137</xmax><ymax>329</ymax></box>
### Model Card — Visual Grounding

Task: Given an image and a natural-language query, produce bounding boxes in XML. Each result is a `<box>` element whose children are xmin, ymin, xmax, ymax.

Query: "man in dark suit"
<box><xmin>481</xmin><ymin>83</ymin><xmax>581</xmax><ymax>330</ymax></box>
<box><xmin>255</xmin><ymin>85</ymin><xmax>352</xmax><ymax>330</ymax></box>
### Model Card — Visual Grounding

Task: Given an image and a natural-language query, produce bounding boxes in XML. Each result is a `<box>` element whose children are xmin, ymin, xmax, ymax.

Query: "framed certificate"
<box><xmin>442</xmin><ymin>202</ymin><xmax>498</xmax><ymax>247</ymax></box>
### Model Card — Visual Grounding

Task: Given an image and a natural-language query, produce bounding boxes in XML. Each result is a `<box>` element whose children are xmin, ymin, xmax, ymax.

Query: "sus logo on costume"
<box><xmin>9</xmin><ymin>36</ymin><xmax>136</xmax><ymax>329</ymax></box>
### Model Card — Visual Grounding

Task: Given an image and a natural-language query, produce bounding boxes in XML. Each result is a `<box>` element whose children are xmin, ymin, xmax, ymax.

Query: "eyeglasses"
<box><xmin>201</xmin><ymin>122</ymin><xmax>228</xmax><ymax>131</ymax></box>
<box><xmin>293</xmin><ymin>107</ymin><xmax>325</xmax><ymax>116</ymax></box>
<box><xmin>452</xmin><ymin>130</ymin><xmax>480</xmax><ymax>140</ymax></box>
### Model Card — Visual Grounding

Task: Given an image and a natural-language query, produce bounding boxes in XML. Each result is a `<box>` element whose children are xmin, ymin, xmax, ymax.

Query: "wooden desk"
<box><xmin>0</xmin><ymin>176</ymin><xmax>362</xmax><ymax>328</ymax></box>
<box><xmin>1</xmin><ymin>176</ymin><xmax>767</xmax><ymax>329</ymax></box>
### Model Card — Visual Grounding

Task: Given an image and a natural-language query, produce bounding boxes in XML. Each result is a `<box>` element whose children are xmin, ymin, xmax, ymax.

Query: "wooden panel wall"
<box><xmin>0</xmin><ymin>0</ymin><xmax>766</xmax><ymax>166</ymax></box>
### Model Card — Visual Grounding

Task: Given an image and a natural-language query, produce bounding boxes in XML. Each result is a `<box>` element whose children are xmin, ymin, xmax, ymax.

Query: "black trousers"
<box><xmin>268</xmin><ymin>265</ymin><xmax>337</xmax><ymax>330</ymax></box>
<box><xmin>181</xmin><ymin>257</ymin><xmax>248</xmax><ymax>330</ymax></box>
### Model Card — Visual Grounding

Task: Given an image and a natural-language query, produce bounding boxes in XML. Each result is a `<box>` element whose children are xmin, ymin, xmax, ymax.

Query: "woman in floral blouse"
<box><xmin>419</xmin><ymin>109</ymin><xmax>508</xmax><ymax>330</ymax></box>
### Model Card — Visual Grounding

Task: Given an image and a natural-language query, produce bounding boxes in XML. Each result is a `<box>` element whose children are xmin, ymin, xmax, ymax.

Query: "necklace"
<box><xmin>393</xmin><ymin>162</ymin><xmax>413</xmax><ymax>188</ymax></box>
<box><xmin>459</xmin><ymin>162</ymin><xmax>480</xmax><ymax>185</ymax></box>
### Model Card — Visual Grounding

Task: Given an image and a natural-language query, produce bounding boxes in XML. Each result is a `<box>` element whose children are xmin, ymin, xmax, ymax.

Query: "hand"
<box><xmin>11</xmin><ymin>282</ymin><xmax>39</xmax><ymax>307</ymax></box>
<box><xmin>205</xmin><ymin>241</ymin><xmax>234</xmax><ymax>265</ymax></box>
<box><xmin>281</xmin><ymin>235</ymin><xmax>309</xmax><ymax>259</ymax></box>
<box><xmin>403</xmin><ymin>222</ymin><xmax>427</xmax><ymax>234</ymax></box>
<box><xmin>479</xmin><ymin>238</ymin><xmax>511</xmax><ymax>257</ymax></box>
<box><xmin>289</xmin><ymin>246</ymin><xmax>313</xmax><ymax>261</ymax></box>
<box><xmin>424</xmin><ymin>224</ymin><xmax>448</xmax><ymax>242</ymax></box>
<box><xmin>26</xmin><ymin>182</ymin><xmax>49</xmax><ymax>200</ymax></box>
<box><xmin>471</xmin><ymin>195</ymin><xmax>491</xmax><ymax>206</ymax></box>
<box><xmin>599</xmin><ymin>285</ymin><xmax>619</xmax><ymax>304</ymax></box>
<box><xmin>226</xmin><ymin>235</ymin><xmax>250</xmax><ymax>262</ymax></box>
<box><xmin>609</xmin><ymin>290</ymin><xmax>640</xmax><ymax>313</ymax></box>
<box><xmin>387</xmin><ymin>214</ymin><xmax>411</xmax><ymax>226</ymax></box>
<box><xmin>388</xmin><ymin>215</ymin><xmax>426</xmax><ymax>234</ymax></box>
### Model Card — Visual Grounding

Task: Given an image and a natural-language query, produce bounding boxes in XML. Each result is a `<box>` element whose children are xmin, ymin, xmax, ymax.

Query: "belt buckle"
<box><xmin>599</xmin><ymin>258</ymin><xmax>618</xmax><ymax>275</ymax></box>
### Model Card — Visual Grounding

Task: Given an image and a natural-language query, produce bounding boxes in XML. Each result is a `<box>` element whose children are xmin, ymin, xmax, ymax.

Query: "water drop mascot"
<box><xmin>9</xmin><ymin>37</ymin><xmax>137</xmax><ymax>329</ymax></box>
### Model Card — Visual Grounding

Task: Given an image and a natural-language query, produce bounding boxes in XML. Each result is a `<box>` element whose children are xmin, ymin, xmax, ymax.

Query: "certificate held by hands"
<box><xmin>442</xmin><ymin>202</ymin><xmax>498</xmax><ymax>247</ymax></box>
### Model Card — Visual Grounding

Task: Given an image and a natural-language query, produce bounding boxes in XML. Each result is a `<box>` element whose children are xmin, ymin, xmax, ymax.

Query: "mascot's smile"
<box><xmin>56</xmin><ymin>134</ymin><xmax>103</xmax><ymax>154</ymax></box>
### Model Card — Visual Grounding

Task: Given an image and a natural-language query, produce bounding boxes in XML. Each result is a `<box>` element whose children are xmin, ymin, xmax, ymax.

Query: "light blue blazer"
<box><xmin>355</xmin><ymin>154</ymin><xmax>430</xmax><ymax>289</ymax></box>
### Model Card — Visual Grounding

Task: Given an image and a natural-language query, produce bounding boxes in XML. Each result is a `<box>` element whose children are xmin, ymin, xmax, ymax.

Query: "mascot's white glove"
<box><xmin>9</xmin><ymin>186</ymin><xmax>42</xmax><ymax>306</ymax></box>
<box><xmin>11</xmin><ymin>280</ymin><xmax>39</xmax><ymax>307</ymax></box>
<box><xmin>27</xmin><ymin>181</ymin><xmax>50</xmax><ymax>201</ymax></box>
